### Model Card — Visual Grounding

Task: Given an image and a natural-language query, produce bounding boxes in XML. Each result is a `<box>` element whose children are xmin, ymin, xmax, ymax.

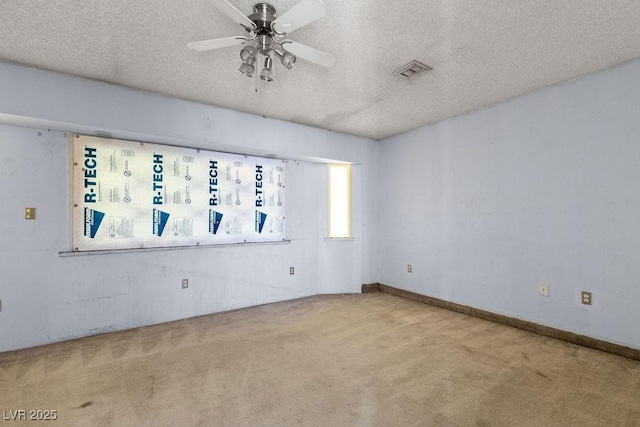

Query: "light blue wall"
<box><xmin>3</xmin><ymin>57</ymin><xmax>640</xmax><ymax>353</ymax></box>
<box><xmin>378</xmin><ymin>59</ymin><xmax>640</xmax><ymax>349</ymax></box>
<box><xmin>0</xmin><ymin>61</ymin><xmax>378</xmax><ymax>352</ymax></box>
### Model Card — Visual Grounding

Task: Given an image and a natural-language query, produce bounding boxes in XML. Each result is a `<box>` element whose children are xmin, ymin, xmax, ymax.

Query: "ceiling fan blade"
<box><xmin>211</xmin><ymin>0</ymin><xmax>256</xmax><ymax>31</ymax></box>
<box><xmin>272</xmin><ymin>0</ymin><xmax>326</xmax><ymax>35</ymax></box>
<box><xmin>282</xmin><ymin>40</ymin><xmax>335</xmax><ymax>68</ymax></box>
<box><xmin>187</xmin><ymin>36</ymin><xmax>248</xmax><ymax>52</ymax></box>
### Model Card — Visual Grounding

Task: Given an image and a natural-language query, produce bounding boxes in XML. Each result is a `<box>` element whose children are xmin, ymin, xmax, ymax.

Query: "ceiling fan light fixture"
<box><xmin>260</xmin><ymin>56</ymin><xmax>274</xmax><ymax>81</ymax></box>
<box><xmin>240</xmin><ymin>45</ymin><xmax>257</xmax><ymax>63</ymax></box>
<box><xmin>188</xmin><ymin>0</ymin><xmax>336</xmax><ymax>83</ymax></box>
<box><xmin>275</xmin><ymin>49</ymin><xmax>296</xmax><ymax>70</ymax></box>
<box><xmin>239</xmin><ymin>61</ymin><xmax>255</xmax><ymax>77</ymax></box>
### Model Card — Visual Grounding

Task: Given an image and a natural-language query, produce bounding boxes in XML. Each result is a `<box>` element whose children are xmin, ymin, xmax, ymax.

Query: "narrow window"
<box><xmin>328</xmin><ymin>164</ymin><xmax>351</xmax><ymax>238</ymax></box>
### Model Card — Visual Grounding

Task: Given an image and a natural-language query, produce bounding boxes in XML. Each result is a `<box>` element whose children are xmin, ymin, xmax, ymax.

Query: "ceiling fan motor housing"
<box><xmin>249</xmin><ymin>3</ymin><xmax>278</xmax><ymax>54</ymax></box>
<box><xmin>249</xmin><ymin>3</ymin><xmax>277</xmax><ymax>33</ymax></box>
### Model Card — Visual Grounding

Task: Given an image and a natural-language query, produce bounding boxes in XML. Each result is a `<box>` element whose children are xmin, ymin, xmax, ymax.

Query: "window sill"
<box><xmin>59</xmin><ymin>240</ymin><xmax>292</xmax><ymax>257</ymax></box>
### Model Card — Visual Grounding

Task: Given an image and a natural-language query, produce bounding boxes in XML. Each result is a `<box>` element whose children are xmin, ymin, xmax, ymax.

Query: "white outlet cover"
<box><xmin>538</xmin><ymin>284</ymin><xmax>549</xmax><ymax>297</ymax></box>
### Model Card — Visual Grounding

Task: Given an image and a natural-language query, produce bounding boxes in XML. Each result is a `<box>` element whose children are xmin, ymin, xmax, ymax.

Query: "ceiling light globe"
<box><xmin>260</xmin><ymin>56</ymin><xmax>274</xmax><ymax>82</ymax></box>
<box><xmin>239</xmin><ymin>62</ymin><xmax>255</xmax><ymax>78</ymax></box>
<box><xmin>240</xmin><ymin>46</ymin><xmax>257</xmax><ymax>63</ymax></box>
<box><xmin>260</xmin><ymin>67</ymin><xmax>273</xmax><ymax>82</ymax></box>
<box><xmin>280</xmin><ymin>52</ymin><xmax>296</xmax><ymax>70</ymax></box>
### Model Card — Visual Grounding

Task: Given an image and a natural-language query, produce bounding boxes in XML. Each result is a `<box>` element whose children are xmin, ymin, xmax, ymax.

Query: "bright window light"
<box><xmin>328</xmin><ymin>164</ymin><xmax>351</xmax><ymax>238</ymax></box>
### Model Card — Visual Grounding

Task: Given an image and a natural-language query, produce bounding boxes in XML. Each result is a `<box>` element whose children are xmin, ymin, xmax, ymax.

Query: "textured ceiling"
<box><xmin>2</xmin><ymin>1</ymin><xmax>640</xmax><ymax>140</ymax></box>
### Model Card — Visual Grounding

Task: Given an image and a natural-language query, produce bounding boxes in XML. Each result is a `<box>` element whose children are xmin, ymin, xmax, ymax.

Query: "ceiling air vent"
<box><xmin>394</xmin><ymin>60</ymin><xmax>432</xmax><ymax>79</ymax></box>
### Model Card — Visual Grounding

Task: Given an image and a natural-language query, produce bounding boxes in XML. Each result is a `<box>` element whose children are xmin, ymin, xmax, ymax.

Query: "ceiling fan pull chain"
<box><xmin>254</xmin><ymin>62</ymin><xmax>259</xmax><ymax>93</ymax></box>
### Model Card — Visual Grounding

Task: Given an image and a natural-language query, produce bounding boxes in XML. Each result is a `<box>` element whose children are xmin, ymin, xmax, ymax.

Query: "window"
<box><xmin>328</xmin><ymin>164</ymin><xmax>351</xmax><ymax>238</ymax></box>
<box><xmin>71</xmin><ymin>134</ymin><xmax>287</xmax><ymax>252</ymax></box>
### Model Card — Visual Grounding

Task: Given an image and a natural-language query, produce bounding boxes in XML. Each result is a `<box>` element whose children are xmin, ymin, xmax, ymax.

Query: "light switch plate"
<box><xmin>25</xmin><ymin>208</ymin><xmax>36</xmax><ymax>220</ymax></box>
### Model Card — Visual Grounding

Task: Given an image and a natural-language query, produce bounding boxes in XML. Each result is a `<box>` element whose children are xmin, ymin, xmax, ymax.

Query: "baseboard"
<box><xmin>373</xmin><ymin>283</ymin><xmax>640</xmax><ymax>362</ymax></box>
<box><xmin>361</xmin><ymin>283</ymin><xmax>381</xmax><ymax>293</ymax></box>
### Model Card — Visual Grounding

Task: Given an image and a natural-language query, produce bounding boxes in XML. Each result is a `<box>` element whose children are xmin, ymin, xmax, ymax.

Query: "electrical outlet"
<box><xmin>407</xmin><ymin>264</ymin><xmax>412</xmax><ymax>273</ymax></box>
<box><xmin>182</xmin><ymin>279</ymin><xmax>189</xmax><ymax>289</ymax></box>
<box><xmin>581</xmin><ymin>291</ymin><xmax>592</xmax><ymax>305</ymax></box>
<box><xmin>538</xmin><ymin>283</ymin><xmax>549</xmax><ymax>297</ymax></box>
<box><xmin>289</xmin><ymin>267</ymin><xmax>295</xmax><ymax>275</ymax></box>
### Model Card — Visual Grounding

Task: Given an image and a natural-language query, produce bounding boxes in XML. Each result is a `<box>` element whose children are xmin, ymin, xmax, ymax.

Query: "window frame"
<box><xmin>328</xmin><ymin>163</ymin><xmax>352</xmax><ymax>239</ymax></box>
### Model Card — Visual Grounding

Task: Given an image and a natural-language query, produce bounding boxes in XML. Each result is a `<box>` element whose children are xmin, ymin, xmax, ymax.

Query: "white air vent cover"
<box><xmin>394</xmin><ymin>60</ymin><xmax>433</xmax><ymax>79</ymax></box>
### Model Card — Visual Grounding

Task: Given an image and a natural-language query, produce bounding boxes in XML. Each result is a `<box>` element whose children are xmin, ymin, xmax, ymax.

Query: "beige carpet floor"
<box><xmin>1</xmin><ymin>292</ymin><xmax>639</xmax><ymax>426</ymax></box>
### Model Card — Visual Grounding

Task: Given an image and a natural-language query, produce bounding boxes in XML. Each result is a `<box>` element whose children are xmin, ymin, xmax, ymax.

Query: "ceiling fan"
<box><xmin>188</xmin><ymin>0</ymin><xmax>336</xmax><ymax>82</ymax></box>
